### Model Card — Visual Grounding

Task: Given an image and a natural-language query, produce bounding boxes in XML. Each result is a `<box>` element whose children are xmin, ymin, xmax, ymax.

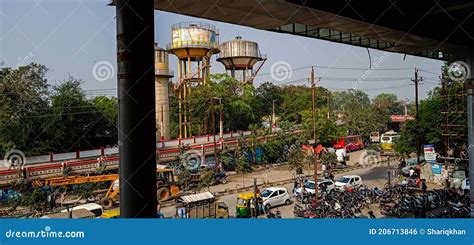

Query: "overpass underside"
<box><xmin>151</xmin><ymin>0</ymin><xmax>472</xmax><ymax>60</ymax></box>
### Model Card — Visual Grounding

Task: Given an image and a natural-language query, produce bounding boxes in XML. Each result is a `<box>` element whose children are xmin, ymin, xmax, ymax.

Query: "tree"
<box><xmin>262</xmin><ymin>139</ymin><xmax>284</xmax><ymax>163</ymax></box>
<box><xmin>372</xmin><ymin>93</ymin><xmax>404</xmax><ymax>115</ymax></box>
<box><xmin>255</xmin><ymin>82</ymin><xmax>283</xmax><ymax>121</ymax></box>
<box><xmin>301</xmin><ymin>107</ymin><xmax>345</xmax><ymax>145</ymax></box>
<box><xmin>395</xmin><ymin>64</ymin><xmax>460</xmax><ymax>156</ymax></box>
<box><xmin>45</xmin><ymin>77</ymin><xmax>99</xmax><ymax>152</ymax></box>
<box><xmin>235</xmin><ymin>137</ymin><xmax>252</xmax><ymax>187</ymax></box>
<box><xmin>395</xmin><ymin>91</ymin><xmax>442</xmax><ymax>156</ymax></box>
<box><xmin>197</xmin><ymin>168</ymin><xmax>216</xmax><ymax>191</ymax></box>
<box><xmin>186</xmin><ymin>74</ymin><xmax>258</xmax><ymax>135</ymax></box>
<box><xmin>0</xmin><ymin>63</ymin><xmax>50</xmax><ymax>155</ymax></box>
<box><xmin>90</xmin><ymin>96</ymin><xmax>118</xmax><ymax>146</ymax></box>
<box><xmin>175</xmin><ymin>145</ymin><xmax>193</xmax><ymax>190</ymax></box>
<box><xmin>332</xmin><ymin>89</ymin><xmax>388</xmax><ymax>135</ymax></box>
<box><xmin>287</xmin><ymin>142</ymin><xmax>306</xmax><ymax>175</ymax></box>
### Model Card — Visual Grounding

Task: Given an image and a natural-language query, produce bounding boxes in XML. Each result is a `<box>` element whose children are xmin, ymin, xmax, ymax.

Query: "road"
<box><xmin>161</xmin><ymin>150</ymin><xmax>397</xmax><ymax>218</ymax></box>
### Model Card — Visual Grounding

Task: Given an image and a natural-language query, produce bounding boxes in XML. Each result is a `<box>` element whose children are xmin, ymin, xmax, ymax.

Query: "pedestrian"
<box><xmin>156</xmin><ymin>201</ymin><xmax>165</xmax><ymax>218</ymax></box>
<box><xmin>409</xmin><ymin>167</ymin><xmax>415</xmax><ymax>179</ymax></box>
<box><xmin>250</xmin><ymin>198</ymin><xmax>256</xmax><ymax>217</ymax></box>
<box><xmin>421</xmin><ymin>179</ymin><xmax>427</xmax><ymax>194</ymax></box>
<box><xmin>292</xmin><ymin>180</ymin><xmax>298</xmax><ymax>196</ymax></box>
<box><xmin>336</xmin><ymin>148</ymin><xmax>347</xmax><ymax>166</ymax></box>
<box><xmin>399</xmin><ymin>157</ymin><xmax>406</xmax><ymax>169</ymax></box>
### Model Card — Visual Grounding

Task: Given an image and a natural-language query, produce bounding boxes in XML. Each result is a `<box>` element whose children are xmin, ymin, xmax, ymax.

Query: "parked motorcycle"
<box><xmin>267</xmin><ymin>209</ymin><xmax>282</xmax><ymax>219</ymax></box>
<box><xmin>214</xmin><ymin>172</ymin><xmax>228</xmax><ymax>184</ymax></box>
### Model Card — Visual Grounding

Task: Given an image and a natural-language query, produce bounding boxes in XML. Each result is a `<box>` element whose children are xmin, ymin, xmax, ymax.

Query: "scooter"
<box><xmin>267</xmin><ymin>209</ymin><xmax>282</xmax><ymax>219</ymax></box>
<box><xmin>214</xmin><ymin>172</ymin><xmax>228</xmax><ymax>184</ymax></box>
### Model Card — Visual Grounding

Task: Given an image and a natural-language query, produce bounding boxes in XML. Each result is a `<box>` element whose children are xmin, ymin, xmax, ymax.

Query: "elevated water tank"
<box><xmin>168</xmin><ymin>22</ymin><xmax>220</xmax><ymax>59</ymax></box>
<box><xmin>217</xmin><ymin>36</ymin><xmax>266</xmax><ymax>83</ymax></box>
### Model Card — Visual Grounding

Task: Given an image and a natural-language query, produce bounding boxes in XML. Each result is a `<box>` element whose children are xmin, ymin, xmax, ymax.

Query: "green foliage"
<box><xmin>372</xmin><ymin>93</ymin><xmax>404</xmax><ymax>115</ymax></box>
<box><xmin>176</xmin><ymin>145</ymin><xmax>193</xmax><ymax>190</ymax></box>
<box><xmin>9</xmin><ymin>187</ymin><xmax>47</xmax><ymax>212</ymax></box>
<box><xmin>186</xmin><ymin>74</ymin><xmax>258</xmax><ymax>136</ymax></box>
<box><xmin>0</xmin><ymin>63</ymin><xmax>50</xmax><ymax>155</ymax></box>
<box><xmin>0</xmin><ymin>63</ymin><xmax>118</xmax><ymax>156</ymax></box>
<box><xmin>262</xmin><ymin>139</ymin><xmax>284</xmax><ymax>163</ymax></box>
<box><xmin>395</xmin><ymin>92</ymin><xmax>443</xmax><ymax>155</ymax></box>
<box><xmin>287</xmin><ymin>142</ymin><xmax>306</xmax><ymax>175</ymax></box>
<box><xmin>320</xmin><ymin>151</ymin><xmax>337</xmax><ymax>165</ymax></box>
<box><xmin>197</xmin><ymin>168</ymin><xmax>216</xmax><ymax>191</ymax></box>
<box><xmin>331</xmin><ymin>89</ymin><xmax>389</xmax><ymax>135</ymax></box>
<box><xmin>301</xmin><ymin>108</ymin><xmax>345</xmax><ymax>144</ymax></box>
<box><xmin>395</xmin><ymin>64</ymin><xmax>463</xmax><ymax>156</ymax></box>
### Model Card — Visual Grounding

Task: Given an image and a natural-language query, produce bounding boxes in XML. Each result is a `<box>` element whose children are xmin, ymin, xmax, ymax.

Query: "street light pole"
<box><xmin>310</xmin><ymin>66</ymin><xmax>318</xmax><ymax>201</ymax></box>
<box><xmin>272</xmin><ymin>99</ymin><xmax>277</xmax><ymax>128</ymax></box>
<box><xmin>218</xmin><ymin>98</ymin><xmax>223</xmax><ymax>140</ymax></box>
<box><xmin>211</xmin><ymin>97</ymin><xmax>221</xmax><ymax>171</ymax></box>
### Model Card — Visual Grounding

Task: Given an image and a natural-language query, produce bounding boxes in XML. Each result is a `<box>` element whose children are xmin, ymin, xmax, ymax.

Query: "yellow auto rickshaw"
<box><xmin>236</xmin><ymin>192</ymin><xmax>263</xmax><ymax>218</ymax></box>
<box><xmin>100</xmin><ymin>209</ymin><xmax>120</xmax><ymax>218</ymax></box>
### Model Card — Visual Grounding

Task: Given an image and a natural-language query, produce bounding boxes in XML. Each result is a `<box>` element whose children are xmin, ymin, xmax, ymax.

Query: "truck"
<box><xmin>175</xmin><ymin>192</ymin><xmax>228</xmax><ymax>218</ymax></box>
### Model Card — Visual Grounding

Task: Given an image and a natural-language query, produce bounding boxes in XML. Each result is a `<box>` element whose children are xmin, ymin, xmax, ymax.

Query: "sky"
<box><xmin>0</xmin><ymin>0</ymin><xmax>445</xmax><ymax>100</ymax></box>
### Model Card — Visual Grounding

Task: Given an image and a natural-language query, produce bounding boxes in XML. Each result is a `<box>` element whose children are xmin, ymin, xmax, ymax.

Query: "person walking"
<box><xmin>156</xmin><ymin>202</ymin><xmax>165</xmax><ymax>218</ymax></box>
<box><xmin>421</xmin><ymin>179</ymin><xmax>427</xmax><ymax>194</ymax></box>
<box><xmin>292</xmin><ymin>180</ymin><xmax>298</xmax><ymax>197</ymax></box>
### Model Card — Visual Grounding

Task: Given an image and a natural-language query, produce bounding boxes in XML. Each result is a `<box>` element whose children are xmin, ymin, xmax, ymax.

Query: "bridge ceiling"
<box><xmin>142</xmin><ymin>0</ymin><xmax>473</xmax><ymax>60</ymax></box>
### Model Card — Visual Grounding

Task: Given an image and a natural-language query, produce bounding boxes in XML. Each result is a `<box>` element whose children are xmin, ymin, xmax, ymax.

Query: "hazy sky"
<box><xmin>1</xmin><ymin>0</ymin><xmax>444</xmax><ymax>100</ymax></box>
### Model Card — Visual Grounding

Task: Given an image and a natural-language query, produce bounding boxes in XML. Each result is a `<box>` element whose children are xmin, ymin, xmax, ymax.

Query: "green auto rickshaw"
<box><xmin>236</xmin><ymin>192</ymin><xmax>264</xmax><ymax>218</ymax></box>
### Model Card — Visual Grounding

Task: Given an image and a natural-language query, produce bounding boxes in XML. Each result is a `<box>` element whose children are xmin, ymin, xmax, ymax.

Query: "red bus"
<box><xmin>333</xmin><ymin>135</ymin><xmax>364</xmax><ymax>152</ymax></box>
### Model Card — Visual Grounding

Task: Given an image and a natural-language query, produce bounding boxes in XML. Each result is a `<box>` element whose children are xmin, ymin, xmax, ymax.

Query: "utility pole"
<box><xmin>211</xmin><ymin>99</ymin><xmax>219</xmax><ymax>170</ymax></box>
<box><xmin>272</xmin><ymin>99</ymin><xmax>277</xmax><ymax>128</ymax></box>
<box><xmin>214</xmin><ymin>97</ymin><xmax>223</xmax><ymax>140</ymax></box>
<box><xmin>310</xmin><ymin>66</ymin><xmax>318</xmax><ymax>201</ymax></box>
<box><xmin>326</xmin><ymin>96</ymin><xmax>330</xmax><ymax>119</ymax></box>
<box><xmin>411</xmin><ymin>68</ymin><xmax>423</xmax><ymax>165</ymax></box>
<box><xmin>253</xmin><ymin>178</ymin><xmax>257</xmax><ymax>218</ymax></box>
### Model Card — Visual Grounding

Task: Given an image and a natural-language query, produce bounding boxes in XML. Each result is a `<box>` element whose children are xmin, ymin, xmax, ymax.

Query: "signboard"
<box><xmin>423</xmin><ymin>144</ymin><xmax>436</xmax><ymax>163</ymax></box>
<box><xmin>431</xmin><ymin>163</ymin><xmax>442</xmax><ymax>174</ymax></box>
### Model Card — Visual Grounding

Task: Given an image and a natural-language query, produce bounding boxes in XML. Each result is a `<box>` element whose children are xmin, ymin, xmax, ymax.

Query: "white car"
<box><xmin>260</xmin><ymin>187</ymin><xmax>291</xmax><ymax>210</ymax></box>
<box><xmin>60</xmin><ymin>203</ymin><xmax>104</xmax><ymax>217</ymax></box>
<box><xmin>334</xmin><ymin>175</ymin><xmax>362</xmax><ymax>191</ymax></box>
<box><xmin>295</xmin><ymin>179</ymin><xmax>335</xmax><ymax>196</ymax></box>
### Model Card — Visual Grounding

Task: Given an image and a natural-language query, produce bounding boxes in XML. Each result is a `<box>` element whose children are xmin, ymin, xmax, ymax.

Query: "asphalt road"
<box><xmin>161</xmin><ymin>151</ymin><xmax>397</xmax><ymax>218</ymax></box>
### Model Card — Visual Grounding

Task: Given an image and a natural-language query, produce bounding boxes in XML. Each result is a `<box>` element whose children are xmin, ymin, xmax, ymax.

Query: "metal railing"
<box><xmin>2</xmin><ymin>131</ymin><xmax>253</xmax><ymax>165</ymax></box>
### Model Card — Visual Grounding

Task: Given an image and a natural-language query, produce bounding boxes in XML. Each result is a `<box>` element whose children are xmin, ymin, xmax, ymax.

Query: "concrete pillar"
<box><xmin>466</xmin><ymin>50</ymin><xmax>474</xmax><ymax>217</ymax></box>
<box><xmin>116</xmin><ymin>0</ymin><xmax>156</xmax><ymax>218</ymax></box>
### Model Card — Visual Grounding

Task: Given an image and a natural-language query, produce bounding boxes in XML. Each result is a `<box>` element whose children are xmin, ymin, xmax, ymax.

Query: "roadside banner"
<box><xmin>423</xmin><ymin>144</ymin><xmax>436</xmax><ymax>163</ymax></box>
<box><xmin>431</xmin><ymin>163</ymin><xmax>442</xmax><ymax>175</ymax></box>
